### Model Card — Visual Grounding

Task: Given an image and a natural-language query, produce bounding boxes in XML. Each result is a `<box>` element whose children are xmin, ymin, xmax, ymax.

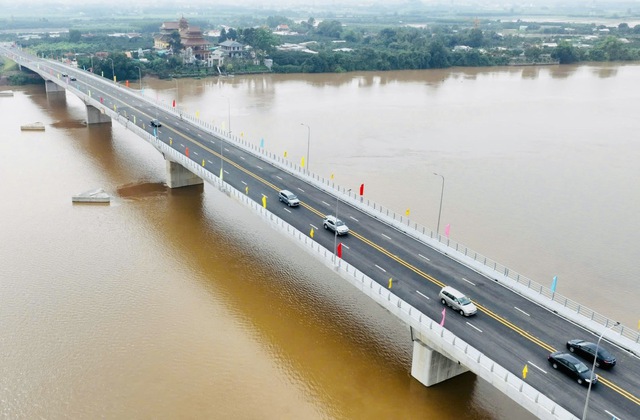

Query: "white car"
<box><xmin>323</xmin><ymin>215</ymin><xmax>349</xmax><ymax>235</ymax></box>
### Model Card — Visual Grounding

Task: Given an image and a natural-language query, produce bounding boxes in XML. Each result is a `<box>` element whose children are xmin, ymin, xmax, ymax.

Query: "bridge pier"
<box><xmin>411</xmin><ymin>337</ymin><xmax>469</xmax><ymax>386</ymax></box>
<box><xmin>86</xmin><ymin>105</ymin><xmax>112</xmax><ymax>125</ymax></box>
<box><xmin>44</xmin><ymin>80</ymin><xmax>65</xmax><ymax>93</ymax></box>
<box><xmin>165</xmin><ymin>159</ymin><xmax>203</xmax><ymax>188</ymax></box>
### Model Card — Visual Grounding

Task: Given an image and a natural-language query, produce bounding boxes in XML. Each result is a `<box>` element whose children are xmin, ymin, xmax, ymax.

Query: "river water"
<box><xmin>1</xmin><ymin>64</ymin><xmax>638</xmax><ymax>419</ymax></box>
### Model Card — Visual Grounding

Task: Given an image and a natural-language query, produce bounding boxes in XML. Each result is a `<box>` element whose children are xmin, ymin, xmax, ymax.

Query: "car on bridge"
<box><xmin>439</xmin><ymin>286</ymin><xmax>477</xmax><ymax>316</ymax></box>
<box><xmin>566</xmin><ymin>339</ymin><xmax>616</xmax><ymax>369</ymax></box>
<box><xmin>70</xmin><ymin>76</ymin><xmax>77</xmax><ymax>81</ymax></box>
<box><xmin>278</xmin><ymin>190</ymin><xmax>300</xmax><ymax>207</ymax></box>
<box><xmin>323</xmin><ymin>215</ymin><xmax>349</xmax><ymax>235</ymax></box>
<box><xmin>548</xmin><ymin>351</ymin><xmax>598</xmax><ymax>386</ymax></box>
<box><xmin>150</xmin><ymin>119</ymin><xmax>162</xmax><ymax>127</ymax></box>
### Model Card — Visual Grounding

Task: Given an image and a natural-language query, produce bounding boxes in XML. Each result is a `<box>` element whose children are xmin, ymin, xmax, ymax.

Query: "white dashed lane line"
<box><xmin>514</xmin><ymin>307</ymin><xmax>530</xmax><ymax>317</ymax></box>
<box><xmin>462</xmin><ymin>278</ymin><xmax>476</xmax><ymax>286</ymax></box>
<box><xmin>527</xmin><ymin>362</ymin><xmax>547</xmax><ymax>374</ymax></box>
<box><xmin>416</xmin><ymin>290</ymin><xmax>430</xmax><ymax>300</ymax></box>
<box><xmin>466</xmin><ymin>322</ymin><xmax>483</xmax><ymax>333</ymax></box>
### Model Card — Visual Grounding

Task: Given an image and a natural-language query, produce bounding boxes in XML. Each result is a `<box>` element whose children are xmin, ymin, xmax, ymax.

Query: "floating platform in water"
<box><xmin>0</xmin><ymin>90</ymin><xmax>14</xmax><ymax>97</ymax></box>
<box><xmin>72</xmin><ymin>188</ymin><xmax>111</xmax><ymax>203</ymax></box>
<box><xmin>21</xmin><ymin>122</ymin><xmax>45</xmax><ymax>131</ymax></box>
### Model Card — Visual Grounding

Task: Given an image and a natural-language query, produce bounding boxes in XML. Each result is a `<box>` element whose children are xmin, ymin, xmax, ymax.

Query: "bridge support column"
<box><xmin>166</xmin><ymin>160</ymin><xmax>203</xmax><ymax>189</ymax></box>
<box><xmin>45</xmin><ymin>80</ymin><xmax>65</xmax><ymax>93</ymax></box>
<box><xmin>411</xmin><ymin>338</ymin><xmax>469</xmax><ymax>386</ymax></box>
<box><xmin>86</xmin><ymin>105</ymin><xmax>112</xmax><ymax>125</ymax></box>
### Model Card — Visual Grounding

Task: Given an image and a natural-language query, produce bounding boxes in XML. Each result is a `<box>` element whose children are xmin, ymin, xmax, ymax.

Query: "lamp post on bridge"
<box><xmin>433</xmin><ymin>172</ymin><xmax>445</xmax><ymax>237</ymax></box>
<box><xmin>582</xmin><ymin>321</ymin><xmax>620</xmax><ymax>420</ymax></box>
<box><xmin>300</xmin><ymin>123</ymin><xmax>310</xmax><ymax>175</ymax></box>
<box><xmin>106</xmin><ymin>57</ymin><xmax>115</xmax><ymax>83</ymax></box>
<box><xmin>135</xmin><ymin>66</ymin><xmax>143</xmax><ymax>91</ymax></box>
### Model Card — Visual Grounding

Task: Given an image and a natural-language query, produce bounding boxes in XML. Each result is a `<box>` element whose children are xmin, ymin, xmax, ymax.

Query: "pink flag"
<box><xmin>440</xmin><ymin>308</ymin><xmax>446</xmax><ymax>327</ymax></box>
<box><xmin>445</xmin><ymin>223</ymin><xmax>451</xmax><ymax>237</ymax></box>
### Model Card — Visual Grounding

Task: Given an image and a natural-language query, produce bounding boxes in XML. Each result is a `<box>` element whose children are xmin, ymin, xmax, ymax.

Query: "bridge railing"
<box><xmin>11</xmin><ymin>48</ymin><xmax>637</xmax><ymax>348</ymax></box>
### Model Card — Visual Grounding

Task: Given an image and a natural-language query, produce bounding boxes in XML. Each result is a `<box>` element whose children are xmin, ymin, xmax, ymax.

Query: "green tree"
<box><xmin>168</xmin><ymin>31</ymin><xmax>182</xmax><ymax>53</ymax></box>
<box><xmin>552</xmin><ymin>42</ymin><xmax>580</xmax><ymax>64</ymax></box>
<box><xmin>317</xmin><ymin>20</ymin><xmax>343</xmax><ymax>38</ymax></box>
<box><xmin>68</xmin><ymin>29</ymin><xmax>81</xmax><ymax>43</ymax></box>
<box><xmin>466</xmin><ymin>28</ymin><xmax>484</xmax><ymax>48</ymax></box>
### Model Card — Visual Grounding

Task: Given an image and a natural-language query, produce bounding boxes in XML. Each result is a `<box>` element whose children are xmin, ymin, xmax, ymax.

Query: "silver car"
<box><xmin>323</xmin><ymin>215</ymin><xmax>349</xmax><ymax>235</ymax></box>
<box><xmin>439</xmin><ymin>286</ymin><xmax>477</xmax><ymax>316</ymax></box>
<box><xmin>278</xmin><ymin>189</ymin><xmax>300</xmax><ymax>207</ymax></box>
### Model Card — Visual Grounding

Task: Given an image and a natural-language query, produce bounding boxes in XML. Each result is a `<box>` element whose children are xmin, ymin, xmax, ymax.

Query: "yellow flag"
<box><xmin>196</xmin><ymin>111</ymin><xmax>200</xmax><ymax>118</ymax></box>
<box><xmin>284</xmin><ymin>151</ymin><xmax>287</xmax><ymax>158</ymax></box>
<box><xmin>262</xmin><ymin>195</ymin><xmax>266</xmax><ymax>208</ymax></box>
<box><xmin>220</xmin><ymin>167</ymin><xmax>223</xmax><ymax>180</ymax></box>
<box><xmin>169</xmin><ymin>137</ymin><xmax>172</xmax><ymax>145</ymax></box>
<box><xmin>405</xmin><ymin>209</ymin><xmax>410</xmax><ymax>216</ymax></box>
<box><xmin>310</xmin><ymin>228</ymin><xmax>314</xmax><ymax>238</ymax></box>
<box><xmin>202</xmin><ymin>159</ymin><xmax>205</xmax><ymax>167</ymax></box>
<box><xmin>113</xmin><ymin>104</ymin><xmax>117</xmax><ymax>111</ymax></box>
<box><xmin>522</xmin><ymin>364</ymin><xmax>528</xmax><ymax>379</ymax></box>
<box><xmin>388</xmin><ymin>278</ymin><xmax>393</xmax><ymax>289</ymax></box>
<box><xmin>245</xmin><ymin>186</ymin><xmax>249</xmax><ymax>195</ymax></box>
<box><xmin>330</xmin><ymin>173</ymin><xmax>334</xmax><ymax>180</ymax></box>
<box><xmin>301</xmin><ymin>157</ymin><xmax>305</xmax><ymax>167</ymax></box>
<box><xmin>133</xmin><ymin>115</ymin><xmax>136</xmax><ymax>124</ymax></box>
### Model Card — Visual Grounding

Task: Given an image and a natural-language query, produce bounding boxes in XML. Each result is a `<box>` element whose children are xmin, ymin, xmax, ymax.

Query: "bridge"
<box><xmin>3</xmin><ymin>44</ymin><xmax>639</xmax><ymax>420</ymax></box>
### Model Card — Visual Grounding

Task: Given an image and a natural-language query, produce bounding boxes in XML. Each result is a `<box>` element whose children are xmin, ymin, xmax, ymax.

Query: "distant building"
<box><xmin>154</xmin><ymin>17</ymin><xmax>211</xmax><ymax>62</ymax></box>
<box><xmin>219</xmin><ymin>40</ymin><xmax>244</xmax><ymax>58</ymax></box>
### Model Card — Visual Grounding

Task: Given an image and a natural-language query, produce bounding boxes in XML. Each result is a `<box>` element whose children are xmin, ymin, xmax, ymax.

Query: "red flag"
<box><xmin>440</xmin><ymin>307</ymin><xmax>446</xmax><ymax>326</ymax></box>
<box><xmin>172</xmin><ymin>99</ymin><xmax>176</xmax><ymax>108</ymax></box>
<box><xmin>185</xmin><ymin>147</ymin><xmax>189</xmax><ymax>157</ymax></box>
<box><xmin>337</xmin><ymin>242</ymin><xmax>342</xmax><ymax>258</ymax></box>
<box><xmin>359</xmin><ymin>183</ymin><xmax>364</xmax><ymax>196</ymax></box>
<box><xmin>125</xmin><ymin>80</ymin><xmax>129</xmax><ymax>87</ymax></box>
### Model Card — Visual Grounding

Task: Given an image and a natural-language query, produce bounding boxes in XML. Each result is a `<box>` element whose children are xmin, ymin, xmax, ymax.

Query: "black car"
<box><xmin>548</xmin><ymin>351</ymin><xmax>597</xmax><ymax>386</ymax></box>
<box><xmin>150</xmin><ymin>119</ymin><xmax>162</xmax><ymax>127</ymax></box>
<box><xmin>566</xmin><ymin>339</ymin><xmax>616</xmax><ymax>369</ymax></box>
<box><xmin>70</xmin><ymin>76</ymin><xmax>77</xmax><ymax>81</ymax></box>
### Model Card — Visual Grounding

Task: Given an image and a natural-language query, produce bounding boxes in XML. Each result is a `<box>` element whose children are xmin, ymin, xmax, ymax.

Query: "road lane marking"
<box><xmin>310</xmin><ymin>224</ymin><xmax>319</xmax><ymax>230</ymax></box>
<box><xmin>350</xmin><ymin>216</ymin><xmax>359</xmax><ymax>222</ymax></box>
<box><xmin>381</xmin><ymin>233</ymin><xmax>391</xmax><ymax>240</ymax></box>
<box><xmin>193</xmin><ymin>151</ymin><xmax>199</xmax><ymax>156</ymax></box>
<box><xmin>419</xmin><ymin>254</ymin><xmax>431</xmax><ymax>261</ymax></box>
<box><xmin>297</xmin><ymin>187</ymin><xmax>305</xmax><ymax>193</ymax></box>
<box><xmin>284</xmin><ymin>208</ymin><xmax>291</xmax><ymax>214</ymax></box>
<box><xmin>416</xmin><ymin>290</ymin><xmax>430</xmax><ymax>300</ymax></box>
<box><xmin>322</xmin><ymin>201</ymin><xmax>331</xmax><ymax>207</ymax></box>
<box><xmin>466</xmin><ymin>322</ymin><xmax>483</xmax><ymax>333</ymax></box>
<box><xmin>342</xmin><ymin>244</ymin><xmax>350</xmax><ymax>249</ymax></box>
<box><xmin>462</xmin><ymin>278</ymin><xmax>476</xmax><ymax>286</ymax></box>
<box><xmin>276</xmin><ymin>176</ymin><xmax>283</xmax><ymax>180</ymax></box>
<box><xmin>514</xmin><ymin>307</ymin><xmax>530</xmax><ymax>317</ymax></box>
<box><xmin>257</xmin><ymin>165</ymin><xmax>263</xmax><ymax>170</ymax></box>
<box><xmin>375</xmin><ymin>265</ymin><xmax>387</xmax><ymax>272</ymax></box>
<box><xmin>207</xmin><ymin>160</ymin><xmax>213</xmax><ymax>164</ymax></box>
<box><xmin>527</xmin><ymin>362</ymin><xmax>547</xmax><ymax>374</ymax></box>
<box><xmin>241</xmin><ymin>181</ymin><xmax>247</xmax><ymax>185</ymax></box>
<box><xmin>240</xmin><ymin>156</ymin><xmax>245</xmax><ymax>160</ymax></box>
<box><xmin>604</xmin><ymin>410</ymin><xmax>621</xmax><ymax>419</ymax></box>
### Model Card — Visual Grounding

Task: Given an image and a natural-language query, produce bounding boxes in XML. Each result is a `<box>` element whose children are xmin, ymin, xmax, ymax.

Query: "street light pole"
<box><xmin>433</xmin><ymin>172</ymin><xmax>445</xmax><ymax>237</ymax></box>
<box><xmin>106</xmin><ymin>57</ymin><xmax>115</xmax><ymax>83</ymax></box>
<box><xmin>135</xmin><ymin>66</ymin><xmax>142</xmax><ymax>91</ymax></box>
<box><xmin>333</xmin><ymin>188</ymin><xmax>351</xmax><ymax>264</ymax></box>
<box><xmin>300</xmin><ymin>123</ymin><xmax>310</xmax><ymax>174</ymax></box>
<box><xmin>582</xmin><ymin>321</ymin><xmax>620</xmax><ymax>419</ymax></box>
